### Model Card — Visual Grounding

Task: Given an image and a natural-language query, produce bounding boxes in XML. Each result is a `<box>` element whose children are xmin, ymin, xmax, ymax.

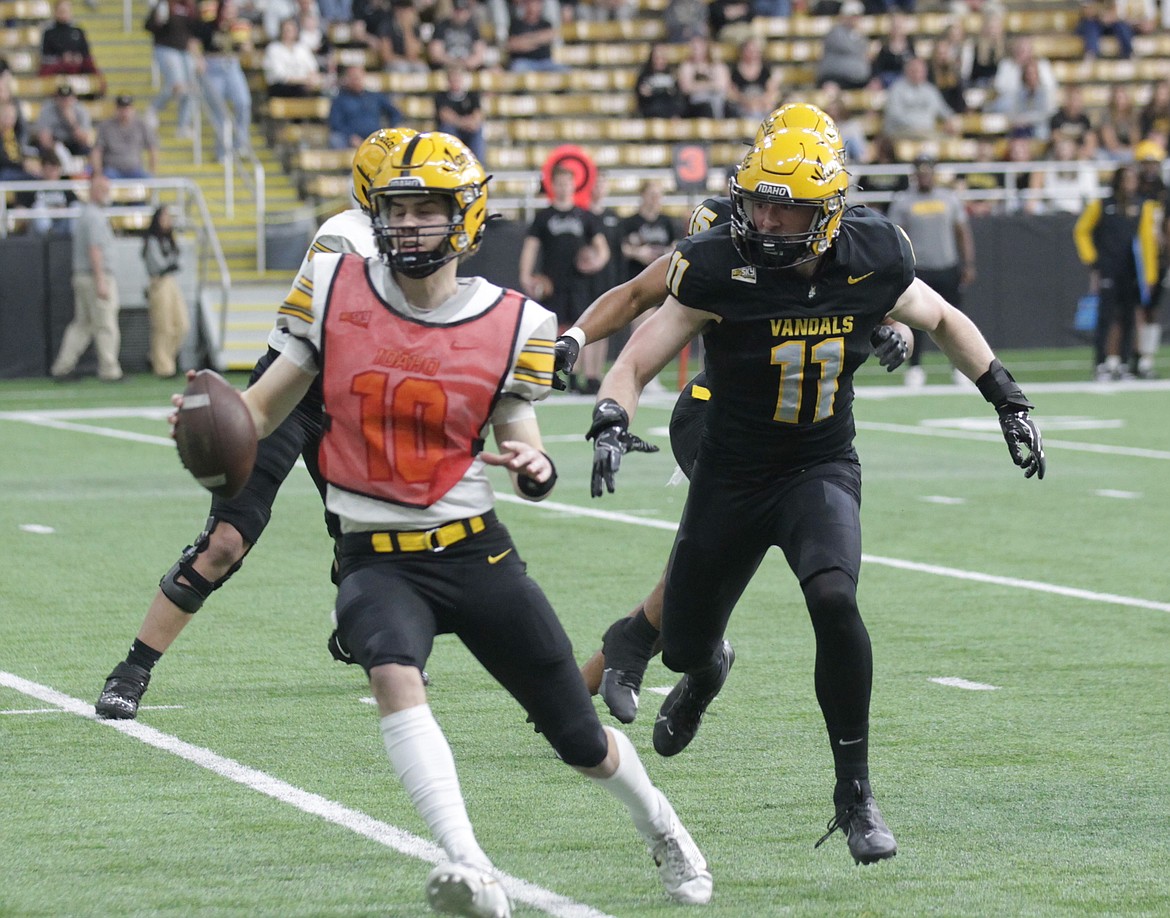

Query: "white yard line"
<box><xmin>500</xmin><ymin>495</ymin><xmax>1170</xmax><ymax>614</ymax></box>
<box><xmin>0</xmin><ymin>671</ymin><xmax>615</xmax><ymax>918</ymax></box>
<box><xmin>3</xmin><ymin>405</ymin><xmax>1165</xmax><ymax>613</ymax></box>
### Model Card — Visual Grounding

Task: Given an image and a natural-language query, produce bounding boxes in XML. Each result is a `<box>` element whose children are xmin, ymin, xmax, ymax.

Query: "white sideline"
<box><xmin>0</xmin><ymin>671</ymin><xmax>615</xmax><ymax>918</ymax></box>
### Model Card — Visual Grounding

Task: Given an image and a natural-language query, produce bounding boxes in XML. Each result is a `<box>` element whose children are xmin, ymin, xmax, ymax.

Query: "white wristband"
<box><xmin>563</xmin><ymin>326</ymin><xmax>587</xmax><ymax>348</ymax></box>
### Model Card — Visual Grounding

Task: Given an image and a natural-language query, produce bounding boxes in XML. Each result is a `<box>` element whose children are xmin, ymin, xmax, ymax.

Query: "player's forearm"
<box><xmin>241</xmin><ymin>353</ymin><xmax>313</xmax><ymax>438</ymax></box>
<box><xmin>930</xmin><ymin>307</ymin><xmax>996</xmax><ymax>381</ymax></box>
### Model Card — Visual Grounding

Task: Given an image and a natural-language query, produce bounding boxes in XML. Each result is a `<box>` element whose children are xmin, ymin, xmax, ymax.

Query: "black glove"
<box><xmin>552</xmin><ymin>335</ymin><xmax>581</xmax><ymax>392</ymax></box>
<box><xmin>870</xmin><ymin>324</ymin><xmax>909</xmax><ymax>372</ymax></box>
<box><xmin>998</xmin><ymin>411</ymin><xmax>1046</xmax><ymax>479</ymax></box>
<box><xmin>585</xmin><ymin>398</ymin><xmax>659</xmax><ymax>497</ymax></box>
<box><xmin>976</xmin><ymin>359</ymin><xmax>1046</xmax><ymax>480</ymax></box>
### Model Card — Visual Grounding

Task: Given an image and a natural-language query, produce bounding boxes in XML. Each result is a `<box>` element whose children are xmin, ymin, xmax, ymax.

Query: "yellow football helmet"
<box><xmin>351</xmin><ymin>127</ymin><xmax>418</xmax><ymax>212</ymax></box>
<box><xmin>754</xmin><ymin>102</ymin><xmax>845</xmax><ymax>164</ymax></box>
<box><xmin>730</xmin><ymin>129</ymin><xmax>848</xmax><ymax>270</ymax></box>
<box><xmin>367</xmin><ymin>131</ymin><xmax>490</xmax><ymax>277</ymax></box>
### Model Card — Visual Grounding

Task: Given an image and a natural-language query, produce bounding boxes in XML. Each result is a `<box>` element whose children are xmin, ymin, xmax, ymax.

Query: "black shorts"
<box><xmin>335</xmin><ymin>516</ymin><xmax>607</xmax><ymax>765</ymax></box>
<box><xmin>660</xmin><ymin>454</ymin><xmax>863</xmax><ymax>673</ymax></box>
<box><xmin>208</xmin><ymin>347</ymin><xmax>334</xmax><ymax>546</ymax></box>
<box><xmin>669</xmin><ymin>371</ymin><xmax>710</xmax><ymax>480</ymax></box>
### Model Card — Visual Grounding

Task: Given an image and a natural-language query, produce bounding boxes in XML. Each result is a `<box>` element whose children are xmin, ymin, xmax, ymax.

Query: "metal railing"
<box><xmin>0</xmin><ymin>177</ymin><xmax>232</xmax><ymax>368</ymax></box>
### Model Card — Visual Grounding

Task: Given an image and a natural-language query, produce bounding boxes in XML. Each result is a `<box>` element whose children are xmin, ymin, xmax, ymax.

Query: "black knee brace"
<box><xmin>158</xmin><ymin>517</ymin><xmax>245</xmax><ymax>614</ymax></box>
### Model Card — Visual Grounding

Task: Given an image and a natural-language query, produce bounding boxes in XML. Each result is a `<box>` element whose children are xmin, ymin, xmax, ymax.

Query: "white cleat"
<box><xmin>425</xmin><ymin>861</ymin><xmax>511</xmax><ymax>918</ymax></box>
<box><xmin>645</xmin><ymin>814</ymin><xmax>713</xmax><ymax>905</ymax></box>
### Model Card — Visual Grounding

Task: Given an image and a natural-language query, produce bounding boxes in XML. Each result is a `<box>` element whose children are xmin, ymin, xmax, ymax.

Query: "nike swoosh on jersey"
<box><xmin>487</xmin><ymin>549</ymin><xmax>513</xmax><ymax>564</ymax></box>
<box><xmin>847</xmin><ymin>272</ymin><xmax>875</xmax><ymax>285</ymax></box>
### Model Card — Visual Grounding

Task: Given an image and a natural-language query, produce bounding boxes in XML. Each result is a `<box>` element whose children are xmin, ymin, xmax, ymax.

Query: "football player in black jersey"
<box><xmin>582</xmin><ymin>128</ymin><xmax>1045</xmax><ymax>866</ymax></box>
<box><xmin>567</xmin><ymin>106</ymin><xmax>911</xmax><ymax>719</ymax></box>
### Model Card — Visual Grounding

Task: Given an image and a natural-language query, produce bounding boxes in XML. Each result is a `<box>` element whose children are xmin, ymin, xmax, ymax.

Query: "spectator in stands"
<box><xmin>142</xmin><ymin>204</ymin><xmax>190</xmax><ymax>379</ymax></box>
<box><xmin>318</xmin><ymin>0</ymin><xmax>351</xmax><ymax>25</ymax></box>
<box><xmin>678</xmin><ymin>34</ymin><xmax>731</xmax><ymax>118</ymax></box>
<box><xmin>1038</xmin><ymin>135</ymin><xmax>1101</xmax><ymax>215</ymax></box>
<box><xmin>1074</xmin><ymin>162</ymin><xmax>1161</xmax><ymax>380</ymax></box>
<box><xmin>0</xmin><ymin>69</ymin><xmax>28</xmax><ymax>147</ymax></box>
<box><xmin>992</xmin><ymin>36</ymin><xmax>1058</xmax><ymax>107</ymax></box>
<box><xmin>1098</xmin><ymin>83</ymin><xmax>1141</xmax><ymax>159</ymax></box>
<box><xmin>506</xmin><ymin>0</ymin><xmax>564</xmax><ymax>73</ymax></box>
<box><xmin>296</xmin><ymin>9</ymin><xmax>335</xmax><ymax>85</ymax></box>
<box><xmin>428</xmin><ymin>0</ymin><xmax>487</xmax><ymax>71</ymax></box>
<box><xmin>51</xmin><ymin>172</ymin><xmax>122</xmax><ymax>383</ymax></box>
<box><xmin>327</xmin><ymin>64</ymin><xmax>401</xmax><ymax>150</ymax></box>
<box><xmin>728</xmin><ymin>36</ymin><xmax>783</xmax><ymax>120</ymax></box>
<box><xmin>926</xmin><ymin>30</ymin><xmax>967</xmax><ymax>113</ymax></box>
<box><xmin>887</xmin><ymin>154</ymin><xmax>975</xmax><ymax>388</ymax></box>
<box><xmin>195</xmin><ymin>0</ymin><xmax>254</xmax><ymax>162</ymax></box>
<box><xmin>823</xmin><ymin>94</ymin><xmax>870</xmax><ymax>163</ymax></box>
<box><xmin>989</xmin><ymin>58</ymin><xmax>1057</xmax><ymax>141</ymax></box>
<box><xmin>634</xmin><ymin>42</ymin><xmax>682</xmax><ymax>119</ymax></box>
<box><xmin>17</xmin><ymin>150</ymin><xmax>75</xmax><ymax>234</ymax></box>
<box><xmin>576</xmin><ymin>0</ymin><xmax>635</xmax><ymax>20</ymax></box>
<box><xmin>92</xmin><ymin>95</ymin><xmax>158</xmax><ymax>178</ymax></box>
<box><xmin>870</xmin><ymin>11</ymin><xmax>916</xmax><ymax>89</ymax></box>
<box><xmin>145</xmin><ymin>0</ymin><xmax>198</xmax><ymax>140</ymax></box>
<box><xmin>864</xmin><ymin>0</ymin><xmax>915</xmax><ymax>10</ymax></box>
<box><xmin>376</xmin><ymin>0</ymin><xmax>429</xmax><ymax>73</ymax></box>
<box><xmin>519</xmin><ymin>162</ymin><xmax>609</xmax><ymax>393</ymax></box>
<box><xmin>853</xmin><ymin>134</ymin><xmax>906</xmax><ymax>209</ymax></box>
<box><xmin>260</xmin><ymin>0</ymin><xmax>299</xmax><ymax>41</ymax></box>
<box><xmin>264</xmin><ymin>18</ymin><xmax>323</xmax><ymax>97</ymax></box>
<box><xmin>816</xmin><ymin>0</ymin><xmax>873</xmax><ymax>91</ymax></box>
<box><xmin>39</xmin><ymin>0</ymin><xmax>103</xmax><ymax>93</ymax></box>
<box><xmin>960</xmin><ymin>3</ymin><xmax>1006</xmax><ymax>89</ymax></box>
<box><xmin>1139</xmin><ymin>78</ymin><xmax>1170</xmax><ymax>144</ymax></box>
<box><xmin>0</xmin><ymin>100</ymin><xmax>38</xmax><ymax>181</ymax></box>
<box><xmin>1075</xmin><ymin>1</ymin><xmax>1151</xmax><ymax>60</ymax></box>
<box><xmin>434</xmin><ymin>62</ymin><xmax>485</xmax><ymax>163</ymax></box>
<box><xmin>34</xmin><ymin>83</ymin><xmax>94</xmax><ymax>158</ymax></box>
<box><xmin>1049</xmin><ymin>84</ymin><xmax>1094</xmax><ymax>146</ymax></box>
<box><xmin>882</xmin><ymin>56</ymin><xmax>959</xmax><ymax>140</ymax></box>
<box><xmin>956</xmin><ymin>137</ymin><xmax>1003</xmax><ymax>218</ymax></box>
<box><xmin>708</xmin><ymin>0</ymin><xmax>754</xmax><ymax>43</ymax></box>
<box><xmin>1001</xmin><ymin>133</ymin><xmax>1043</xmax><ymax>214</ymax></box>
<box><xmin>754</xmin><ymin>0</ymin><xmax>791</xmax><ymax>18</ymax></box>
<box><xmin>664</xmin><ymin>0</ymin><xmax>708</xmax><ymax>43</ymax></box>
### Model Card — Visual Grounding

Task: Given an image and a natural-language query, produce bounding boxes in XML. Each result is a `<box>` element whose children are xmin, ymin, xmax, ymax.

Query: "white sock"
<box><xmin>380</xmin><ymin>705</ymin><xmax>491</xmax><ymax>869</ymax></box>
<box><xmin>1105</xmin><ymin>355</ymin><xmax>1121</xmax><ymax>371</ymax></box>
<box><xmin>588</xmin><ymin>727</ymin><xmax>672</xmax><ymax>839</ymax></box>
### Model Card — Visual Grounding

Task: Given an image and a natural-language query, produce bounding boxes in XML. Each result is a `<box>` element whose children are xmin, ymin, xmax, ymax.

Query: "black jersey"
<box><xmin>688</xmin><ymin>196</ymin><xmax>732</xmax><ymax>236</ymax></box>
<box><xmin>668</xmin><ymin>210</ymin><xmax>914</xmax><ymax>471</ymax></box>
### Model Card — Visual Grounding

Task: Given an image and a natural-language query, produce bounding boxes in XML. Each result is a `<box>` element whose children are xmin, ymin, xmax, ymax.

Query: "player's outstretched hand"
<box><xmin>586</xmin><ymin>398</ymin><xmax>631</xmax><ymax>497</ymax></box>
<box><xmin>999</xmin><ymin>411</ymin><xmax>1046</xmax><ymax>479</ymax></box>
<box><xmin>551</xmin><ymin>335</ymin><xmax>580</xmax><ymax>392</ymax></box>
<box><xmin>870</xmin><ymin>324</ymin><xmax>909</xmax><ymax>372</ymax></box>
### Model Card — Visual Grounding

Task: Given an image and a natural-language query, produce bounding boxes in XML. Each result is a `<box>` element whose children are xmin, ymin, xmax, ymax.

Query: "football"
<box><xmin>174</xmin><ymin>370</ymin><xmax>257</xmax><ymax>499</ymax></box>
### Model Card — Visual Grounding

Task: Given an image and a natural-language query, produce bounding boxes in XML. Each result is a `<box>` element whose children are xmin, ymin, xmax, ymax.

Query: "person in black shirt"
<box><xmin>582</xmin><ymin>128</ymin><xmax>1045</xmax><ymax>866</ymax></box>
<box><xmin>634</xmin><ymin>42</ymin><xmax>682</xmax><ymax>120</ymax></box>
<box><xmin>434</xmin><ymin>61</ymin><xmax>484</xmax><ymax>164</ymax></box>
<box><xmin>618</xmin><ymin>179</ymin><xmax>680</xmax><ymax>283</ymax></box>
<box><xmin>39</xmin><ymin>0</ymin><xmax>104</xmax><ymax>94</ymax></box>
<box><xmin>520</xmin><ymin>163</ymin><xmax>609</xmax><ymax>392</ymax></box>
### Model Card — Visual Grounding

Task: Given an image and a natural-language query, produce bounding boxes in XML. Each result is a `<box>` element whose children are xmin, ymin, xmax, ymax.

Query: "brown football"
<box><xmin>174</xmin><ymin>369</ymin><xmax>257</xmax><ymax>499</ymax></box>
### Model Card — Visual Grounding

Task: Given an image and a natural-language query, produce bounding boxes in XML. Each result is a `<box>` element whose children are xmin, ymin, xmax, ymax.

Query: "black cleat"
<box><xmin>652</xmin><ymin>640</ymin><xmax>734</xmax><ymax>757</ymax></box>
<box><xmin>598</xmin><ymin>616</ymin><xmax>657</xmax><ymax>723</ymax></box>
<box><xmin>95</xmin><ymin>662</ymin><xmax>151</xmax><ymax>720</ymax></box>
<box><xmin>815</xmin><ymin>779</ymin><xmax>898</xmax><ymax>864</ymax></box>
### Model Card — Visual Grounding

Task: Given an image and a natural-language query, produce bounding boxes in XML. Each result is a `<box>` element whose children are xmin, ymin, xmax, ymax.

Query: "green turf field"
<box><xmin>2</xmin><ymin>349</ymin><xmax>1168</xmax><ymax>917</ymax></box>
